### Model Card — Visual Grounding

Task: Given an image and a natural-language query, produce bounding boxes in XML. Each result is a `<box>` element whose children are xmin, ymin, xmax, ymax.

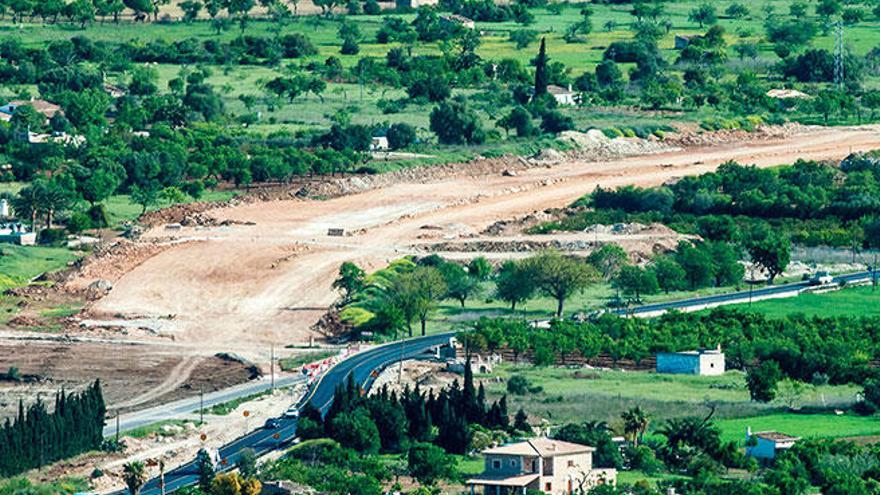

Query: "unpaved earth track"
<box><xmin>77</xmin><ymin>126</ymin><xmax>880</xmax><ymax>349</ymax></box>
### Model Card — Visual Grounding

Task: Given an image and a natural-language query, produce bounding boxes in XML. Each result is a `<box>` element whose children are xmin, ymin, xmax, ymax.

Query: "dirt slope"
<box><xmin>78</xmin><ymin>125</ymin><xmax>880</xmax><ymax>347</ymax></box>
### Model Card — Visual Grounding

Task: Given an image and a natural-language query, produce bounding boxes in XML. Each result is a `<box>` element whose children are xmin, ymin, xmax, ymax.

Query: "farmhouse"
<box><xmin>0</xmin><ymin>99</ymin><xmax>62</xmax><ymax>123</ymax></box>
<box><xmin>746</xmin><ymin>428</ymin><xmax>800</xmax><ymax>460</ymax></box>
<box><xmin>547</xmin><ymin>85</ymin><xmax>577</xmax><ymax>106</ymax></box>
<box><xmin>440</xmin><ymin>14</ymin><xmax>476</xmax><ymax>30</ymax></box>
<box><xmin>370</xmin><ymin>136</ymin><xmax>389</xmax><ymax>151</ymax></box>
<box><xmin>656</xmin><ymin>346</ymin><xmax>725</xmax><ymax>376</ymax></box>
<box><xmin>466</xmin><ymin>438</ymin><xmax>616</xmax><ymax>495</ymax></box>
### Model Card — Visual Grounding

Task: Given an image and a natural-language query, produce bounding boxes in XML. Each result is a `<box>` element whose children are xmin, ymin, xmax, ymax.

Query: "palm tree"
<box><xmin>122</xmin><ymin>461</ymin><xmax>147</xmax><ymax>495</ymax></box>
<box><xmin>621</xmin><ymin>406</ymin><xmax>650</xmax><ymax>447</ymax></box>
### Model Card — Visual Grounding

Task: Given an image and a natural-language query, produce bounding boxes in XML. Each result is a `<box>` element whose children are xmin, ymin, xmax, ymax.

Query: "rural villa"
<box><xmin>466</xmin><ymin>438</ymin><xmax>616</xmax><ymax>495</ymax></box>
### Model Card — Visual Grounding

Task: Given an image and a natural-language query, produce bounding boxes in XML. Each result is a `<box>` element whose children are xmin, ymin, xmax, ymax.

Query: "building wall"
<box><xmin>657</xmin><ymin>352</ymin><xmax>725</xmax><ymax>376</ymax></box>
<box><xmin>746</xmin><ymin>438</ymin><xmax>778</xmax><ymax>459</ymax></box>
<box><xmin>484</xmin><ymin>454</ymin><xmax>533</xmax><ymax>477</ymax></box>
<box><xmin>656</xmin><ymin>353</ymin><xmax>700</xmax><ymax>375</ymax></box>
<box><xmin>553</xmin><ymin>94</ymin><xmax>576</xmax><ymax>106</ymax></box>
<box><xmin>542</xmin><ymin>452</ymin><xmax>596</xmax><ymax>495</ymax></box>
<box><xmin>698</xmin><ymin>353</ymin><xmax>725</xmax><ymax>376</ymax></box>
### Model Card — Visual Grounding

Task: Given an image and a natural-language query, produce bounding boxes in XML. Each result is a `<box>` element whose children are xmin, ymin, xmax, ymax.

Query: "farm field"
<box><xmin>483</xmin><ymin>363</ymin><xmax>861</xmax><ymax>426</ymax></box>
<box><xmin>716</xmin><ymin>413</ymin><xmax>880</xmax><ymax>444</ymax></box>
<box><xmin>726</xmin><ymin>284</ymin><xmax>880</xmax><ymax>318</ymax></box>
<box><xmin>0</xmin><ymin>245</ymin><xmax>79</xmax><ymax>290</ymax></box>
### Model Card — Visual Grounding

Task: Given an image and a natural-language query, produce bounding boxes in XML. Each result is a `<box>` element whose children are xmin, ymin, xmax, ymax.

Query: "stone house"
<box><xmin>466</xmin><ymin>438</ymin><xmax>616</xmax><ymax>495</ymax></box>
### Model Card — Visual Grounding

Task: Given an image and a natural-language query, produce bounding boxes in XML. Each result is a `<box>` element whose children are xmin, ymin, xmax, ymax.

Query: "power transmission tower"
<box><xmin>834</xmin><ymin>20</ymin><xmax>844</xmax><ymax>89</ymax></box>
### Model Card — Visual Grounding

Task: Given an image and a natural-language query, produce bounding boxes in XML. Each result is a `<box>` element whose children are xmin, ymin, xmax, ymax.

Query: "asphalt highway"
<box><xmin>103</xmin><ymin>375</ymin><xmax>307</xmax><ymax>438</ymax></box>
<box><xmin>613</xmin><ymin>270</ymin><xmax>876</xmax><ymax>316</ymax></box>
<box><xmin>114</xmin><ymin>271</ymin><xmax>879</xmax><ymax>494</ymax></box>
<box><xmin>126</xmin><ymin>332</ymin><xmax>454</xmax><ymax>495</ymax></box>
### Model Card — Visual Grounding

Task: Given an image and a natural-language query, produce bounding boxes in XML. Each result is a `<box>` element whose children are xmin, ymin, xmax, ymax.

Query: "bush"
<box><xmin>386</xmin><ymin>123</ymin><xmax>417</xmax><ymax>150</ymax></box>
<box><xmin>507</xmin><ymin>375</ymin><xmax>530</xmax><ymax>395</ymax></box>
<box><xmin>38</xmin><ymin>228</ymin><xmax>67</xmax><ymax>245</ymax></box>
<box><xmin>66</xmin><ymin>212</ymin><xmax>92</xmax><ymax>233</ymax></box>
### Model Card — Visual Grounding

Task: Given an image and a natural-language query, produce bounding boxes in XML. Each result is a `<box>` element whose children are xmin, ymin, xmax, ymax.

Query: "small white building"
<box><xmin>370</xmin><ymin>136</ymin><xmax>389</xmax><ymax>151</ymax></box>
<box><xmin>0</xmin><ymin>199</ymin><xmax>9</xmax><ymax>217</ymax></box>
<box><xmin>656</xmin><ymin>346</ymin><xmax>725</xmax><ymax>376</ymax></box>
<box><xmin>547</xmin><ymin>85</ymin><xmax>576</xmax><ymax>106</ymax></box>
<box><xmin>746</xmin><ymin>429</ymin><xmax>800</xmax><ymax>460</ymax></box>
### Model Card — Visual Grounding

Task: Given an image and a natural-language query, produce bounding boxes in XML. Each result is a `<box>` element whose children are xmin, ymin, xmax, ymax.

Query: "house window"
<box><xmin>492</xmin><ymin>460</ymin><xmax>501</xmax><ymax>469</ymax></box>
<box><xmin>567</xmin><ymin>460</ymin><xmax>575</xmax><ymax>467</ymax></box>
<box><xmin>545</xmin><ymin>482</ymin><xmax>552</xmax><ymax>491</ymax></box>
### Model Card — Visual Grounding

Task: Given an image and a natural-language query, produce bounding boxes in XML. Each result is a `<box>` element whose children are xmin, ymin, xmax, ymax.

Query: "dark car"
<box><xmin>264</xmin><ymin>418</ymin><xmax>281</xmax><ymax>429</ymax></box>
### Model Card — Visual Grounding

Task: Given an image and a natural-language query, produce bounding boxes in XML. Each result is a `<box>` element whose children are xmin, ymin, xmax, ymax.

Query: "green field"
<box><xmin>483</xmin><ymin>364</ymin><xmax>860</xmax><ymax>427</ymax></box>
<box><xmin>716</xmin><ymin>413</ymin><xmax>880</xmax><ymax>445</ymax></box>
<box><xmin>102</xmin><ymin>189</ymin><xmax>239</xmax><ymax>227</ymax></box>
<box><xmin>4</xmin><ymin>0</ymin><xmax>878</xmax><ymax>137</ymax></box>
<box><xmin>422</xmin><ymin>276</ymin><xmax>807</xmax><ymax>336</ymax></box>
<box><xmin>0</xmin><ymin>245</ymin><xmax>79</xmax><ymax>290</ymax></box>
<box><xmin>725</xmin><ymin>284</ymin><xmax>880</xmax><ymax>318</ymax></box>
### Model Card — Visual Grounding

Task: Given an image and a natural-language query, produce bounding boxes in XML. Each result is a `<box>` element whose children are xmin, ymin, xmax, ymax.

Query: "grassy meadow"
<box><xmin>482</xmin><ymin>363</ymin><xmax>862</xmax><ymax>432</ymax></box>
<box><xmin>725</xmin><ymin>284</ymin><xmax>880</xmax><ymax>318</ymax></box>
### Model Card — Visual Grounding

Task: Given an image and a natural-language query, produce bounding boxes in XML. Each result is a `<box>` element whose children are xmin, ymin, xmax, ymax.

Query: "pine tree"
<box><xmin>514</xmin><ymin>408</ymin><xmax>530</xmax><ymax>433</ymax></box>
<box><xmin>534</xmin><ymin>37</ymin><xmax>549</xmax><ymax>96</ymax></box>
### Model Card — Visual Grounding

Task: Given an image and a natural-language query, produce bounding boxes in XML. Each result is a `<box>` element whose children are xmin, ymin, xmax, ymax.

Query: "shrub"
<box><xmin>38</xmin><ymin>228</ymin><xmax>67</xmax><ymax>245</ymax></box>
<box><xmin>507</xmin><ymin>375</ymin><xmax>530</xmax><ymax>395</ymax></box>
<box><xmin>386</xmin><ymin>123</ymin><xmax>417</xmax><ymax>150</ymax></box>
<box><xmin>66</xmin><ymin>212</ymin><xmax>92</xmax><ymax>233</ymax></box>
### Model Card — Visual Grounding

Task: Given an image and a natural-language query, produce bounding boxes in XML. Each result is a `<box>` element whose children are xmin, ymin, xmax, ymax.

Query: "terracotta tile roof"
<box><xmin>483</xmin><ymin>437</ymin><xmax>594</xmax><ymax>457</ymax></box>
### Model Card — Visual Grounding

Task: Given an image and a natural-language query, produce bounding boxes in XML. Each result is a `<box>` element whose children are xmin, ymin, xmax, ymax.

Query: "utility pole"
<box><xmin>115</xmin><ymin>412</ymin><xmax>120</xmax><ymax>444</ymax></box>
<box><xmin>271</xmin><ymin>344</ymin><xmax>276</xmax><ymax>392</ymax></box>
<box><xmin>398</xmin><ymin>338</ymin><xmax>405</xmax><ymax>385</ymax></box>
<box><xmin>159</xmin><ymin>460</ymin><xmax>166</xmax><ymax>495</ymax></box>
<box><xmin>749</xmin><ymin>266</ymin><xmax>755</xmax><ymax>307</ymax></box>
<box><xmin>871</xmin><ymin>253</ymin><xmax>877</xmax><ymax>290</ymax></box>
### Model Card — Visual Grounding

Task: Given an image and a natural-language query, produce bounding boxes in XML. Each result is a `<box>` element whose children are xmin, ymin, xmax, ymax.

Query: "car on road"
<box><xmin>809</xmin><ymin>271</ymin><xmax>834</xmax><ymax>286</ymax></box>
<box><xmin>283</xmin><ymin>407</ymin><xmax>300</xmax><ymax>419</ymax></box>
<box><xmin>264</xmin><ymin>418</ymin><xmax>280</xmax><ymax>429</ymax></box>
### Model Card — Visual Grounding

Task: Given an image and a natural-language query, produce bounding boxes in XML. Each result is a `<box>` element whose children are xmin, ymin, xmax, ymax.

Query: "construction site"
<box><xmin>2</xmin><ymin>123</ymin><xmax>880</xmax><ymax>484</ymax></box>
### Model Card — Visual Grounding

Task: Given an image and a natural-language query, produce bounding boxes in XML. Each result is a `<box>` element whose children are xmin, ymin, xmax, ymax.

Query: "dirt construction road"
<box><xmin>79</xmin><ymin>126</ymin><xmax>880</xmax><ymax>349</ymax></box>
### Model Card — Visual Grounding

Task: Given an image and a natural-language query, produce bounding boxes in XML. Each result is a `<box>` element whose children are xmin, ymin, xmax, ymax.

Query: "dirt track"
<box><xmin>76</xmin><ymin>125</ymin><xmax>880</xmax><ymax>349</ymax></box>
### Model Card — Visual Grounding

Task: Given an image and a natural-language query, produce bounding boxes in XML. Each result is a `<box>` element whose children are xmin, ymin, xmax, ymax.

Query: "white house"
<box><xmin>370</xmin><ymin>136</ymin><xmax>389</xmax><ymax>151</ymax></box>
<box><xmin>746</xmin><ymin>428</ymin><xmax>800</xmax><ymax>460</ymax></box>
<box><xmin>547</xmin><ymin>85</ymin><xmax>576</xmax><ymax>106</ymax></box>
<box><xmin>656</xmin><ymin>346</ymin><xmax>725</xmax><ymax>376</ymax></box>
<box><xmin>467</xmin><ymin>438</ymin><xmax>616</xmax><ymax>495</ymax></box>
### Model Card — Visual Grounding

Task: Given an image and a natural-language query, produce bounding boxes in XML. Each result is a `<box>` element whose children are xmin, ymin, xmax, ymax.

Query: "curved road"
<box><xmin>118</xmin><ymin>270</ymin><xmax>878</xmax><ymax>495</ymax></box>
<box><xmin>128</xmin><ymin>332</ymin><xmax>454</xmax><ymax>495</ymax></box>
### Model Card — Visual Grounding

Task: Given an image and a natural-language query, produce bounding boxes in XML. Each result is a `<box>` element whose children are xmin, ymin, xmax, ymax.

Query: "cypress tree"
<box><xmin>0</xmin><ymin>380</ymin><xmax>105</xmax><ymax>477</ymax></box>
<box><xmin>196</xmin><ymin>448</ymin><xmax>215</xmax><ymax>491</ymax></box>
<box><xmin>534</xmin><ymin>37</ymin><xmax>549</xmax><ymax>96</ymax></box>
